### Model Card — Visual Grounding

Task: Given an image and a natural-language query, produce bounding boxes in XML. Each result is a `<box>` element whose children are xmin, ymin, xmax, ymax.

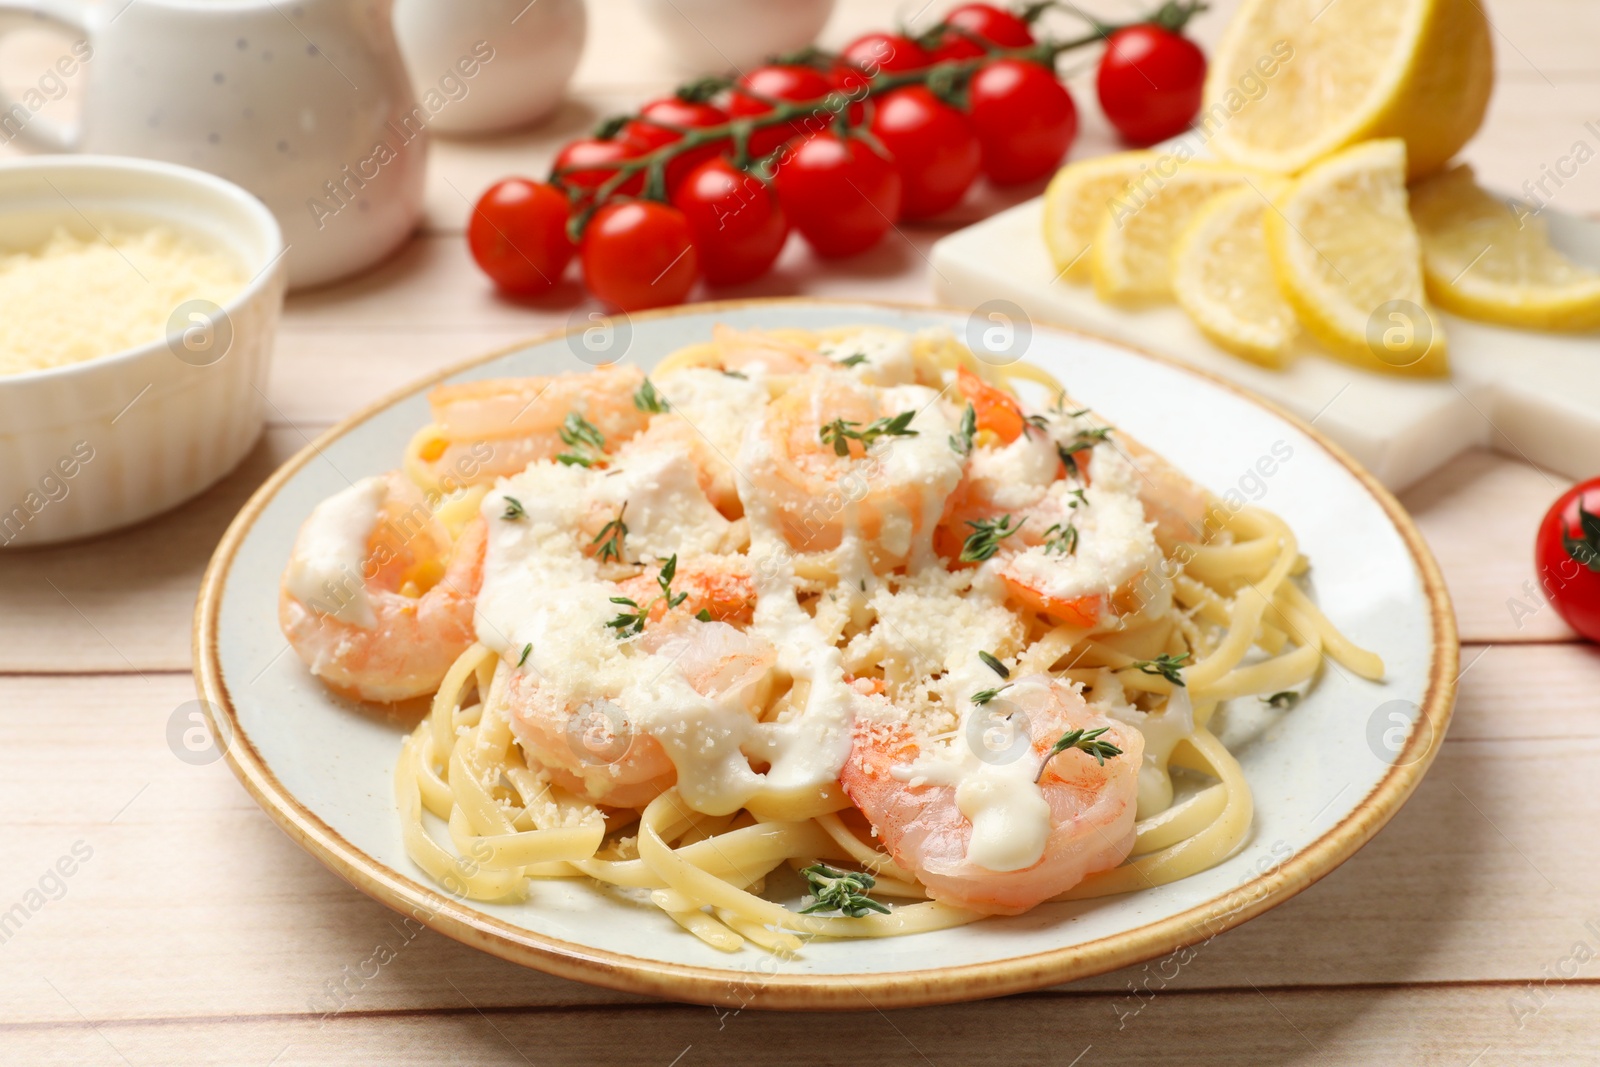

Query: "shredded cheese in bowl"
<box><xmin>0</xmin><ymin>226</ymin><xmax>245</xmax><ymax>377</ymax></box>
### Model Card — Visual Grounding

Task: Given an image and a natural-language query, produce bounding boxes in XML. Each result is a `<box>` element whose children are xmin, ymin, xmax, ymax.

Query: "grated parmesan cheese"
<box><xmin>0</xmin><ymin>226</ymin><xmax>245</xmax><ymax>377</ymax></box>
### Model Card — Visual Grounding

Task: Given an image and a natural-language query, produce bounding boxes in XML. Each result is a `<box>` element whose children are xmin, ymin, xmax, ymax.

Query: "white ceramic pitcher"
<box><xmin>0</xmin><ymin>0</ymin><xmax>428</xmax><ymax>289</ymax></box>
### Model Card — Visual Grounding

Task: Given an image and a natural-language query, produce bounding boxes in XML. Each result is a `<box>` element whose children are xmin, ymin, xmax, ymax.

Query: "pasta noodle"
<box><xmin>279</xmin><ymin>322</ymin><xmax>1381</xmax><ymax>954</ymax></box>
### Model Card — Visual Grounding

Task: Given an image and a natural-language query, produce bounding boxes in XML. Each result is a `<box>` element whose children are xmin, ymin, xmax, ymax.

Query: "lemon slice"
<box><xmin>1410</xmin><ymin>165</ymin><xmax>1600</xmax><ymax>332</ymax></box>
<box><xmin>1204</xmin><ymin>0</ymin><xmax>1492</xmax><ymax>179</ymax></box>
<box><xmin>1042</xmin><ymin>151</ymin><xmax>1158</xmax><ymax>282</ymax></box>
<box><xmin>1264</xmin><ymin>138</ymin><xmax>1446</xmax><ymax>377</ymax></box>
<box><xmin>1091</xmin><ymin>160</ymin><xmax>1259</xmax><ymax>304</ymax></box>
<box><xmin>1172</xmin><ymin>182</ymin><xmax>1297</xmax><ymax>368</ymax></box>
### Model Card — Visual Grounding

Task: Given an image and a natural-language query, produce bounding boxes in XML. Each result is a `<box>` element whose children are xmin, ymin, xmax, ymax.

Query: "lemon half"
<box><xmin>1204</xmin><ymin>0</ymin><xmax>1493</xmax><ymax>179</ymax></box>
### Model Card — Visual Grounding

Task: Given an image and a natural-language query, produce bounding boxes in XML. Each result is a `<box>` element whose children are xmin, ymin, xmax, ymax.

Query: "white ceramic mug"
<box><xmin>0</xmin><ymin>0</ymin><xmax>428</xmax><ymax>289</ymax></box>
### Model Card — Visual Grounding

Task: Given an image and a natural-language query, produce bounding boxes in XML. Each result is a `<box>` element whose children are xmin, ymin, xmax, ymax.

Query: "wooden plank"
<box><xmin>3</xmin><ymin>983</ymin><xmax>1597</xmax><ymax>1065</ymax></box>
<box><xmin>1401</xmin><ymin>450</ymin><xmax>1574</xmax><ymax>643</ymax></box>
<box><xmin>1</xmin><ymin>643</ymin><xmax>1594</xmax><ymax>1025</ymax></box>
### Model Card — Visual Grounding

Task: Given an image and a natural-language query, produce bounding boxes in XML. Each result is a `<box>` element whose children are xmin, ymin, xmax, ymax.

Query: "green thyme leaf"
<box><xmin>1037</xmin><ymin>726</ymin><xmax>1123</xmax><ymax>781</ymax></box>
<box><xmin>979</xmin><ymin>650</ymin><xmax>1010</xmax><ymax>679</ymax></box>
<box><xmin>633</xmin><ymin>377</ymin><xmax>670</xmax><ymax>414</ymax></box>
<box><xmin>798</xmin><ymin>863</ymin><xmax>890</xmax><ymax>917</ymax></box>
<box><xmin>960</xmin><ymin>514</ymin><xmax>1024</xmax><ymax>563</ymax></box>
<box><xmin>949</xmin><ymin>402</ymin><xmax>976</xmax><ymax>457</ymax></box>
<box><xmin>972</xmin><ymin>683</ymin><xmax>1013</xmax><ymax>706</ymax></box>
<box><xmin>591</xmin><ymin>503</ymin><xmax>627</xmax><ymax>564</ymax></box>
<box><xmin>1117</xmin><ymin>652</ymin><xmax>1191</xmax><ymax>686</ymax></box>
<box><xmin>516</xmin><ymin>643</ymin><xmax>531</xmax><ymax>667</ymax></box>
<box><xmin>1263</xmin><ymin>690</ymin><xmax>1300</xmax><ymax>709</ymax></box>
<box><xmin>501</xmin><ymin>496</ymin><xmax>526</xmax><ymax>520</ymax></box>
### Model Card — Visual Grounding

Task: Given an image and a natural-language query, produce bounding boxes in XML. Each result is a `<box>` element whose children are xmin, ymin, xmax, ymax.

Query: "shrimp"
<box><xmin>279</xmin><ymin>471</ymin><xmax>485</xmax><ymax>703</ymax></box>
<box><xmin>840</xmin><ymin>677</ymin><xmax>1143</xmax><ymax>915</ymax></box>
<box><xmin>414</xmin><ymin>364</ymin><xmax>652</xmax><ymax>488</ymax></box>
<box><xmin>742</xmin><ymin>370</ymin><xmax>963</xmax><ymax>566</ymax></box>
<box><xmin>505</xmin><ymin>579</ymin><xmax>773</xmax><ymax>808</ymax></box>
<box><xmin>712</xmin><ymin>325</ymin><xmax>831</xmax><ymax>376</ymax></box>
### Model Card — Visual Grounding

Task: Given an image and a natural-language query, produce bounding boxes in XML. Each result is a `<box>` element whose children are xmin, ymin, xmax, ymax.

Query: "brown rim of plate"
<box><xmin>192</xmin><ymin>296</ymin><xmax>1459</xmax><ymax>1012</ymax></box>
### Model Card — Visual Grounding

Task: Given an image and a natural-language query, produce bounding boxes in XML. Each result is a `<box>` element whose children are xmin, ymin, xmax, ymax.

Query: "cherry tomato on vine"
<box><xmin>723</xmin><ymin>65</ymin><xmax>839</xmax><ymax>158</ymax></box>
<box><xmin>929</xmin><ymin>3</ymin><xmax>1035</xmax><ymax>62</ymax></box>
<box><xmin>551</xmin><ymin>138</ymin><xmax>644</xmax><ymax>194</ymax></box>
<box><xmin>775</xmin><ymin>131</ymin><xmax>902</xmax><ymax>258</ymax></box>
<box><xmin>671</xmin><ymin>157</ymin><xmax>789</xmax><ymax>285</ymax></box>
<box><xmin>1535</xmin><ymin>478</ymin><xmax>1600</xmax><ymax>643</ymax></box>
<box><xmin>841</xmin><ymin>32</ymin><xmax>933</xmax><ymax>74</ymax></box>
<box><xmin>621</xmin><ymin>97</ymin><xmax>731</xmax><ymax>194</ymax></box>
<box><xmin>1096</xmin><ymin>24</ymin><xmax>1206</xmax><ymax>146</ymax></box>
<box><xmin>580</xmin><ymin>201</ymin><xmax>698</xmax><ymax>310</ymax></box>
<box><xmin>968</xmin><ymin>59</ymin><xmax>1078</xmax><ymax>184</ymax></box>
<box><xmin>467</xmin><ymin>178</ymin><xmax>573</xmax><ymax>296</ymax></box>
<box><xmin>867</xmin><ymin>87</ymin><xmax>981</xmax><ymax>219</ymax></box>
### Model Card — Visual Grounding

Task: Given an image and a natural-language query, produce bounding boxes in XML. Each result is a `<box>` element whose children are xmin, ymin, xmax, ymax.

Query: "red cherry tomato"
<box><xmin>1535</xmin><ymin>479</ymin><xmax>1600</xmax><ymax>643</ymax></box>
<box><xmin>867</xmin><ymin>87</ymin><xmax>981</xmax><ymax>219</ymax></box>
<box><xmin>1096</xmin><ymin>24</ymin><xmax>1207</xmax><ymax>146</ymax></box>
<box><xmin>930</xmin><ymin>3</ymin><xmax>1034</xmax><ymax>62</ymax></box>
<box><xmin>671</xmin><ymin>157</ymin><xmax>789</xmax><ymax>285</ymax></box>
<box><xmin>775</xmin><ymin>131</ymin><xmax>902</xmax><ymax>258</ymax></box>
<box><xmin>621</xmin><ymin>97</ymin><xmax>731</xmax><ymax>194</ymax></box>
<box><xmin>467</xmin><ymin>178</ymin><xmax>574</xmax><ymax>296</ymax></box>
<box><xmin>967</xmin><ymin>59</ymin><xmax>1078</xmax><ymax>184</ymax></box>
<box><xmin>552</xmin><ymin>138</ymin><xmax>645</xmax><ymax>194</ymax></box>
<box><xmin>723</xmin><ymin>65</ymin><xmax>839</xmax><ymax>158</ymax></box>
<box><xmin>841</xmin><ymin>32</ymin><xmax>933</xmax><ymax>74</ymax></box>
<box><xmin>580</xmin><ymin>201</ymin><xmax>698</xmax><ymax>310</ymax></box>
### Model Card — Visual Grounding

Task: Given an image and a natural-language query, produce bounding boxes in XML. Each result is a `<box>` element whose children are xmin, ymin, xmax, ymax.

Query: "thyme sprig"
<box><xmin>557</xmin><ymin>411</ymin><xmax>606</xmax><ymax>467</ymax></box>
<box><xmin>835</xmin><ymin>351</ymin><xmax>869</xmax><ymax>368</ymax></box>
<box><xmin>501</xmin><ymin>495</ymin><xmax>526</xmax><ymax>520</ymax></box>
<box><xmin>979</xmin><ymin>650</ymin><xmax>1010</xmax><ymax>678</ymax></box>
<box><xmin>633</xmin><ymin>377</ymin><xmax>670</xmax><ymax>414</ymax></box>
<box><xmin>972</xmin><ymin>682</ymin><xmax>1013</xmax><ymax>706</ymax></box>
<box><xmin>591</xmin><ymin>503</ymin><xmax>627</xmax><ymax>564</ymax></box>
<box><xmin>1117</xmin><ymin>652</ymin><xmax>1191</xmax><ymax>686</ymax></box>
<box><xmin>818</xmin><ymin>410</ymin><xmax>918</xmax><ymax>457</ymax></box>
<box><xmin>605</xmin><ymin>552</ymin><xmax>689</xmax><ymax>637</ymax></box>
<box><xmin>798</xmin><ymin>863</ymin><xmax>890</xmax><ymax>917</ymax></box>
<box><xmin>949</xmin><ymin>402</ymin><xmax>976</xmax><ymax>457</ymax></box>
<box><xmin>960</xmin><ymin>514</ymin><xmax>1024</xmax><ymax>563</ymax></box>
<box><xmin>1036</xmin><ymin>726</ymin><xmax>1123</xmax><ymax>781</ymax></box>
<box><xmin>1263</xmin><ymin>690</ymin><xmax>1300</xmax><ymax>709</ymax></box>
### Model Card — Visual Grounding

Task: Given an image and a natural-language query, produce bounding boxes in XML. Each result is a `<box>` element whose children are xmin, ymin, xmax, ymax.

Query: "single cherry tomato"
<box><xmin>467</xmin><ymin>178</ymin><xmax>574</xmax><ymax>296</ymax></box>
<box><xmin>1096</xmin><ymin>24</ymin><xmax>1206</xmax><ymax>146</ymax></box>
<box><xmin>1535</xmin><ymin>478</ymin><xmax>1600</xmax><ymax>642</ymax></box>
<box><xmin>967</xmin><ymin>59</ymin><xmax>1078</xmax><ymax>184</ymax></box>
<box><xmin>551</xmin><ymin>138</ymin><xmax>645</xmax><ymax>194</ymax></box>
<box><xmin>867</xmin><ymin>87</ymin><xmax>981</xmax><ymax>218</ymax></box>
<box><xmin>671</xmin><ymin>157</ymin><xmax>789</xmax><ymax>285</ymax></box>
<box><xmin>580</xmin><ymin>201</ymin><xmax>698</xmax><ymax>310</ymax></box>
<box><xmin>621</xmin><ymin>97</ymin><xmax>731</xmax><ymax>194</ymax></box>
<box><xmin>723</xmin><ymin>64</ymin><xmax>839</xmax><ymax>158</ymax></box>
<box><xmin>775</xmin><ymin>131</ymin><xmax>902</xmax><ymax>258</ymax></box>
<box><xmin>841</xmin><ymin>32</ymin><xmax>933</xmax><ymax>74</ymax></box>
<box><xmin>930</xmin><ymin>3</ymin><xmax>1035</xmax><ymax>62</ymax></box>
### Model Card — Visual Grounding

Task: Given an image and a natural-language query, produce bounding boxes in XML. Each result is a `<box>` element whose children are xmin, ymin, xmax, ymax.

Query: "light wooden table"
<box><xmin>4</xmin><ymin>1</ymin><xmax>1598</xmax><ymax>1063</ymax></box>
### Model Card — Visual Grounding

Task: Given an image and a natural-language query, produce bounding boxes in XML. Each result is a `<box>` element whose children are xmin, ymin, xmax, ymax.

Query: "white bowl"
<box><xmin>0</xmin><ymin>155</ymin><xmax>286</xmax><ymax>548</ymax></box>
<box><xmin>634</xmin><ymin>0</ymin><xmax>837</xmax><ymax>73</ymax></box>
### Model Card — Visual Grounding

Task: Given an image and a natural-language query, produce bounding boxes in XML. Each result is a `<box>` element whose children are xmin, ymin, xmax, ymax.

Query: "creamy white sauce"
<box><xmin>819</xmin><ymin>327</ymin><xmax>916</xmax><ymax>386</ymax></box>
<box><xmin>285</xmin><ymin>476</ymin><xmax>387</xmax><ymax>627</ymax></box>
<box><xmin>588</xmin><ymin>447</ymin><xmax>730</xmax><ymax>561</ymax></box>
<box><xmin>890</xmin><ymin>676</ymin><xmax>1064</xmax><ymax>873</ymax></box>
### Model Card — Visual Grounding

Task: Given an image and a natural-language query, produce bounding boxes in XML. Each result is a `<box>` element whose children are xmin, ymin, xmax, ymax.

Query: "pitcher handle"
<box><xmin>0</xmin><ymin>0</ymin><xmax>93</xmax><ymax>153</ymax></box>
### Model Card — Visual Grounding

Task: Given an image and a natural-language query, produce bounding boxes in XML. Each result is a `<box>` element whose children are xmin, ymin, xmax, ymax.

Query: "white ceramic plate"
<box><xmin>194</xmin><ymin>299</ymin><xmax>1457</xmax><ymax>1010</ymax></box>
